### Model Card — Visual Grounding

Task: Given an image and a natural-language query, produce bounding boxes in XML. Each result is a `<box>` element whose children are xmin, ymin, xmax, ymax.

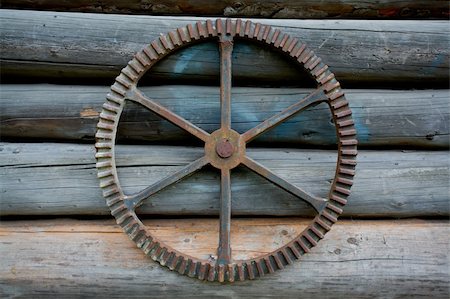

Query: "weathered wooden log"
<box><xmin>1</xmin><ymin>0</ymin><xmax>449</xmax><ymax>19</ymax></box>
<box><xmin>1</xmin><ymin>142</ymin><xmax>448</xmax><ymax>217</ymax></box>
<box><xmin>1</xmin><ymin>85</ymin><xmax>448</xmax><ymax>149</ymax></box>
<box><xmin>0</xmin><ymin>219</ymin><xmax>448</xmax><ymax>297</ymax></box>
<box><xmin>1</xmin><ymin>10</ymin><xmax>449</xmax><ymax>87</ymax></box>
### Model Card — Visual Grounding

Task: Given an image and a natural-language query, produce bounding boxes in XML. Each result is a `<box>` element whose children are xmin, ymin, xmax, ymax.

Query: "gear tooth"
<box><xmin>105</xmin><ymin>193</ymin><xmax>121</xmax><ymax>206</ymax></box>
<box><xmin>97</xmin><ymin>169</ymin><xmax>113</xmax><ymax>178</ymax></box>
<box><xmin>149</xmin><ymin>243</ymin><xmax>162</xmax><ymax>260</ymax></box>
<box><xmin>167</xmin><ymin>253</ymin><xmax>179</xmax><ymax>270</ymax></box>
<box><xmin>95</xmin><ymin>131</ymin><xmax>112</xmax><ymax>140</ymax></box>
<box><xmin>316</xmin><ymin>217</ymin><xmax>332</xmax><ymax>231</ymax></box>
<box><xmin>218</xmin><ymin>264</ymin><xmax>225</xmax><ymax>282</ymax></box>
<box><xmin>95</xmin><ymin>160</ymin><xmax>112</xmax><ymax>168</ymax></box>
<box><xmin>256</xmin><ymin>24</ymin><xmax>266</xmax><ymax>41</ymax></box>
<box><xmin>196</xmin><ymin>21</ymin><xmax>207</xmax><ymax>38</ymax></box>
<box><xmin>226</xmin><ymin>18</ymin><xmax>232</xmax><ymax>35</ymax></box>
<box><xmin>297</xmin><ymin>237</ymin><xmax>311</xmax><ymax>253</ymax></box>
<box><xmin>270</xmin><ymin>29</ymin><xmax>280</xmax><ymax>44</ymax></box>
<box><xmin>305</xmin><ymin>56</ymin><xmax>321</xmax><ymax>70</ymax></box>
<box><xmin>244</xmin><ymin>20</ymin><xmax>252</xmax><ymax>37</ymax></box>
<box><xmin>111</xmin><ymin>83</ymin><xmax>127</xmax><ymax>96</ymax></box>
<box><xmin>97</xmin><ymin>121</ymin><xmax>114</xmax><ymax>130</ymax></box>
<box><xmin>134</xmin><ymin>51</ymin><xmax>150</xmax><ymax>67</ymax></box>
<box><xmin>99</xmin><ymin>177</ymin><xmax>115</xmax><ymax>188</ymax></box>
<box><xmin>264</xmin><ymin>257</ymin><xmax>275</xmax><ymax>273</ymax></box>
<box><xmin>314</xmin><ymin>64</ymin><xmax>329</xmax><ymax>79</ymax></box>
<box><xmin>324</xmin><ymin>81</ymin><xmax>340</xmax><ymax>93</ymax></box>
<box><xmin>237</xmin><ymin>263</ymin><xmax>245</xmax><ymax>281</ymax></box>
<box><xmin>322</xmin><ymin>210</ymin><xmax>339</xmax><ymax>223</ymax></box>
<box><xmin>338</xmin><ymin>166</ymin><xmax>355</xmax><ymax>176</ymax></box>
<box><xmin>177</xmin><ymin>27</ymin><xmax>190</xmax><ymax>43</ymax></box>
<box><xmin>128</xmin><ymin>52</ymin><xmax>145</xmax><ymax>71</ymax></box>
<box><xmin>337</xmin><ymin>119</ymin><xmax>354</xmax><ymax>128</ymax></box>
<box><xmin>106</xmin><ymin>92</ymin><xmax>124</xmax><ymax>104</ymax></box>
<box><xmin>328</xmin><ymin>201</ymin><xmax>345</xmax><ymax>214</ymax></box>
<box><xmin>288</xmin><ymin>244</ymin><xmax>301</xmax><ymax>258</ymax></box>
<box><xmin>341</xmin><ymin>138</ymin><xmax>358</xmax><ymax>146</ymax></box>
<box><xmin>262</xmin><ymin>25</ymin><xmax>271</xmax><ymax>41</ymax></box>
<box><xmin>197</xmin><ymin>263</ymin><xmax>208</xmax><ymax>280</ymax></box>
<box><xmin>235</xmin><ymin>19</ymin><xmax>243</xmax><ymax>36</ymax></box>
<box><xmin>216</xmin><ymin>18</ymin><xmax>224</xmax><ymax>35</ymax></box>
<box><xmin>336</xmin><ymin>108</ymin><xmax>352</xmax><ymax>118</ymax></box>
<box><xmin>207</xmin><ymin>265</ymin><xmax>216</xmax><ymax>281</ymax></box>
<box><xmin>159</xmin><ymin>249</ymin><xmax>171</xmax><ymax>266</ymax></box>
<box><xmin>135</xmin><ymin>233</ymin><xmax>147</xmax><ymax>248</ymax></box>
<box><xmin>102</xmin><ymin>102</ymin><xmax>120</xmax><ymax>113</ymax></box>
<box><xmin>156</xmin><ymin>247</ymin><xmax>168</xmax><ymax>263</ymax></box>
<box><xmin>276</xmin><ymin>33</ymin><xmax>288</xmax><ymax>48</ymax></box>
<box><xmin>280</xmin><ymin>248</ymin><xmax>293</xmax><ymax>265</ymax></box>
<box><xmin>121</xmin><ymin>66</ymin><xmax>138</xmax><ymax>81</ymax></box>
<box><xmin>272</xmin><ymin>253</ymin><xmax>284</xmax><ymax>269</ymax></box>
<box><xmin>103</xmin><ymin>186</ymin><xmax>119</xmax><ymax>197</ymax></box>
<box><xmin>247</xmin><ymin>262</ymin><xmax>255</xmax><ymax>280</ymax></box>
<box><xmin>99</xmin><ymin>111</ymin><xmax>116</xmax><ymax>122</ymax></box>
<box><xmin>286</xmin><ymin>37</ymin><xmax>298</xmax><ymax>52</ymax></box>
<box><xmin>159</xmin><ymin>34</ymin><xmax>173</xmax><ymax>50</ymax></box>
<box><xmin>339</xmin><ymin>130</ymin><xmax>357</xmax><ymax>138</ymax></box>
<box><xmin>186</xmin><ymin>24</ymin><xmax>198</xmax><ymax>40</ymax></box>
<box><xmin>299</xmin><ymin>50</ymin><xmax>314</xmax><ymax>64</ymax></box>
<box><xmin>177</xmin><ymin>257</ymin><xmax>187</xmax><ymax>274</ymax></box>
<box><xmin>168</xmin><ymin>31</ymin><xmax>181</xmax><ymax>47</ymax></box>
<box><xmin>151</xmin><ymin>40</ymin><xmax>165</xmax><ymax>55</ymax></box>
<box><xmin>310</xmin><ymin>225</ymin><xmax>325</xmax><ymax>239</ymax></box>
<box><xmin>116</xmin><ymin>214</ymin><xmax>133</xmax><ymax>228</ymax></box>
<box><xmin>337</xmin><ymin>177</ymin><xmax>354</xmax><ymax>187</ymax></box>
<box><xmin>206</xmin><ymin>19</ymin><xmax>215</xmax><ymax>36</ymax></box>
<box><xmin>320</xmin><ymin>72</ymin><xmax>335</xmax><ymax>85</ymax></box>
<box><xmin>253</xmin><ymin>23</ymin><xmax>261</xmax><ymax>38</ymax></box>
<box><xmin>255</xmin><ymin>260</ymin><xmax>265</xmax><ymax>277</ymax></box>
<box><xmin>109</xmin><ymin>202</ymin><xmax>126</xmax><ymax>216</ymax></box>
<box><xmin>227</xmin><ymin>264</ymin><xmax>235</xmax><ymax>282</ymax></box>
<box><xmin>335</xmin><ymin>185</ymin><xmax>351</xmax><ymax>196</ymax></box>
<box><xmin>143</xmin><ymin>45</ymin><xmax>158</xmax><ymax>61</ymax></box>
<box><xmin>95</xmin><ymin>142</ymin><xmax>112</xmax><ymax>149</ymax></box>
<box><xmin>95</xmin><ymin>151</ymin><xmax>112</xmax><ymax>158</ymax></box>
<box><xmin>115</xmin><ymin>73</ymin><xmax>132</xmax><ymax>88</ymax></box>
<box><xmin>304</xmin><ymin>232</ymin><xmax>318</xmax><ymax>247</ymax></box>
<box><xmin>187</xmin><ymin>260</ymin><xmax>198</xmax><ymax>277</ymax></box>
<box><xmin>292</xmin><ymin>43</ymin><xmax>306</xmax><ymax>58</ymax></box>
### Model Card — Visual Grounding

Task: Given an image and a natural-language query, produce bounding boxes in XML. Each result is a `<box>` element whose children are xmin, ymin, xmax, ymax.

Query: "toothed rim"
<box><xmin>95</xmin><ymin>18</ymin><xmax>357</xmax><ymax>282</ymax></box>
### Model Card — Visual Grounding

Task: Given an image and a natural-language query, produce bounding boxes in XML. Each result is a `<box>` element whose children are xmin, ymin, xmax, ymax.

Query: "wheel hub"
<box><xmin>205</xmin><ymin>129</ymin><xmax>245</xmax><ymax>170</ymax></box>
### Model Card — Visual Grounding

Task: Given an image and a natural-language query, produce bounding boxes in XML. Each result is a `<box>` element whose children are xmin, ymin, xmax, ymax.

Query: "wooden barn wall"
<box><xmin>0</xmin><ymin>3</ymin><xmax>449</xmax><ymax>298</ymax></box>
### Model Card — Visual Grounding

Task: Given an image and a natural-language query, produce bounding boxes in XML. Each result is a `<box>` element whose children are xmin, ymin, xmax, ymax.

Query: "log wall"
<box><xmin>1</xmin><ymin>4</ymin><xmax>449</xmax><ymax>298</ymax></box>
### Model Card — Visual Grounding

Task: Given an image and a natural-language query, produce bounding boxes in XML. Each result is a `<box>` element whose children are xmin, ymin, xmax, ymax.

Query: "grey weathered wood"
<box><xmin>1</xmin><ymin>85</ymin><xmax>448</xmax><ymax>149</ymax></box>
<box><xmin>1</xmin><ymin>0</ymin><xmax>448</xmax><ymax>19</ymax></box>
<box><xmin>1</xmin><ymin>10</ymin><xmax>448</xmax><ymax>87</ymax></box>
<box><xmin>0</xmin><ymin>219</ymin><xmax>448</xmax><ymax>298</ymax></box>
<box><xmin>1</xmin><ymin>142</ymin><xmax>448</xmax><ymax>217</ymax></box>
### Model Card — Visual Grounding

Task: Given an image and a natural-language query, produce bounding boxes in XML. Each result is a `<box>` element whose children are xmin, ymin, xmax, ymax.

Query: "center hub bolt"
<box><xmin>216</xmin><ymin>139</ymin><xmax>234</xmax><ymax>158</ymax></box>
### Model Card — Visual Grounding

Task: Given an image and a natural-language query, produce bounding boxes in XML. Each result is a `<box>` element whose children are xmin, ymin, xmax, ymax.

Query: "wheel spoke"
<box><xmin>125</xmin><ymin>88</ymin><xmax>210</xmax><ymax>142</ymax></box>
<box><xmin>124</xmin><ymin>156</ymin><xmax>209</xmax><ymax>211</ymax></box>
<box><xmin>217</xmin><ymin>168</ymin><xmax>232</xmax><ymax>265</ymax></box>
<box><xmin>242</xmin><ymin>156</ymin><xmax>327</xmax><ymax>213</ymax></box>
<box><xmin>242</xmin><ymin>87</ymin><xmax>328</xmax><ymax>143</ymax></box>
<box><xmin>219</xmin><ymin>35</ymin><xmax>234</xmax><ymax>130</ymax></box>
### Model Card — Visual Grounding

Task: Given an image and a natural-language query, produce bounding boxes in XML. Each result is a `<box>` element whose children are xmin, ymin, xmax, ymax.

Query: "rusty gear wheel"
<box><xmin>95</xmin><ymin>19</ymin><xmax>357</xmax><ymax>282</ymax></box>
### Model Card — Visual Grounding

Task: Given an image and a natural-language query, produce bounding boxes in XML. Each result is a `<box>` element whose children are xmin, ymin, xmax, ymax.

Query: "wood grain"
<box><xmin>1</xmin><ymin>10</ymin><xmax>448</xmax><ymax>87</ymax></box>
<box><xmin>1</xmin><ymin>0</ymin><xmax>448</xmax><ymax>19</ymax></box>
<box><xmin>0</xmin><ymin>218</ymin><xmax>448</xmax><ymax>298</ymax></box>
<box><xmin>1</xmin><ymin>85</ymin><xmax>448</xmax><ymax>149</ymax></box>
<box><xmin>1</xmin><ymin>142</ymin><xmax>448</xmax><ymax>217</ymax></box>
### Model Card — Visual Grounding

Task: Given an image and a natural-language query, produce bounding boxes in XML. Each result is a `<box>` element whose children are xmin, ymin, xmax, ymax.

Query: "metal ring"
<box><xmin>95</xmin><ymin>18</ymin><xmax>357</xmax><ymax>282</ymax></box>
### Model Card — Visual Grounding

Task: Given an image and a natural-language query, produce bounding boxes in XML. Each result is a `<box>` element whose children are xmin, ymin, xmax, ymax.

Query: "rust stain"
<box><xmin>80</xmin><ymin>108</ymin><xmax>99</xmax><ymax>118</ymax></box>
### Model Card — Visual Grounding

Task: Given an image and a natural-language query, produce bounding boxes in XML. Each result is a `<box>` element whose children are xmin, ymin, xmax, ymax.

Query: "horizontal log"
<box><xmin>0</xmin><ymin>219</ymin><xmax>448</xmax><ymax>297</ymax></box>
<box><xmin>1</xmin><ymin>85</ymin><xmax>448</xmax><ymax>149</ymax></box>
<box><xmin>1</xmin><ymin>0</ymin><xmax>449</xmax><ymax>19</ymax></box>
<box><xmin>1</xmin><ymin>10</ymin><xmax>449</xmax><ymax>87</ymax></box>
<box><xmin>1</xmin><ymin>142</ymin><xmax>448</xmax><ymax>217</ymax></box>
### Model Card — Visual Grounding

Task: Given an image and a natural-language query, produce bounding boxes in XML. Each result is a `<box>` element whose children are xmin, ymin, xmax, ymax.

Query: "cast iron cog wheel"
<box><xmin>95</xmin><ymin>18</ymin><xmax>357</xmax><ymax>282</ymax></box>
